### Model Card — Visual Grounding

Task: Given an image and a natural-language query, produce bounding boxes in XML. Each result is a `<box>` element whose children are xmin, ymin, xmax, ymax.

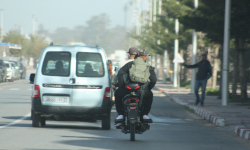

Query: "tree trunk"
<box><xmin>212</xmin><ymin>46</ymin><xmax>219</xmax><ymax>89</ymax></box>
<box><xmin>159</xmin><ymin>55</ymin><xmax>164</xmax><ymax>80</ymax></box>
<box><xmin>238</xmin><ymin>38</ymin><xmax>248</xmax><ymax>99</ymax></box>
<box><xmin>207</xmin><ymin>47</ymin><xmax>212</xmax><ymax>88</ymax></box>
<box><xmin>232</xmin><ymin>39</ymin><xmax>239</xmax><ymax>96</ymax></box>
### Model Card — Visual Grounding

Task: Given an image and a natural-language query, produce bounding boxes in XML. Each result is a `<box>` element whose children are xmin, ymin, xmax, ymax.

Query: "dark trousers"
<box><xmin>114</xmin><ymin>87</ymin><xmax>153</xmax><ymax>115</ymax></box>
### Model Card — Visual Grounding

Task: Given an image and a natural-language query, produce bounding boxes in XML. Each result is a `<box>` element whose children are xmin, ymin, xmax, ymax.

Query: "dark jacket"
<box><xmin>184</xmin><ymin>60</ymin><xmax>212</xmax><ymax>80</ymax></box>
<box><xmin>117</xmin><ymin>61</ymin><xmax>157</xmax><ymax>90</ymax></box>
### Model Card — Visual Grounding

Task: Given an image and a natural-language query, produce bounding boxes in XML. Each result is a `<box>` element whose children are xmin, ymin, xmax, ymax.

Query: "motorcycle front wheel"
<box><xmin>130</xmin><ymin>123</ymin><xmax>135</xmax><ymax>141</ymax></box>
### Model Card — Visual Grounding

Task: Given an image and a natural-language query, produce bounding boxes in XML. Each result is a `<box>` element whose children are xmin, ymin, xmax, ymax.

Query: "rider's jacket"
<box><xmin>117</xmin><ymin>61</ymin><xmax>157</xmax><ymax>91</ymax></box>
<box><xmin>112</xmin><ymin>59</ymin><xmax>134</xmax><ymax>87</ymax></box>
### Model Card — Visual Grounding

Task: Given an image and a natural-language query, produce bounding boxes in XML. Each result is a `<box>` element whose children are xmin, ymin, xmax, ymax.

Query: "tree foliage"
<box><xmin>129</xmin><ymin>0</ymin><xmax>192</xmax><ymax>60</ymax></box>
<box><xmin>3</xmin><ymin>30</ymin><xmax>29</xmax><ymax>56</ymax></box>
<box><xmin>3</xmin><ymin>30</ymin><xmax>48</xmax><ymax>59</ymax></box>
<box><xmin>27</xmin><ymin>34</ymin><xmax>48</xmax><ymax>60</ymax></box>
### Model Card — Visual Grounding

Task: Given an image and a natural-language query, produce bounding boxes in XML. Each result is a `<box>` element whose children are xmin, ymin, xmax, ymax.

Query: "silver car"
<box><xmin>4</xmin><ymin>61</ymin><xmax>15</xmax><ymax>82</ymax></box>
<box><xmin>30</xmin><ymin>45</ymin><xmax>113</xmax><ymax>129</ymax></box>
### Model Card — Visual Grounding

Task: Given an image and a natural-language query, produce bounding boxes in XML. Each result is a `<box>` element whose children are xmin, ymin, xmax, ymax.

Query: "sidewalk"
<box><xmin>154</xmin><ymin>81</ymin><xmax>250</xmax><ymax>141</ymax></box>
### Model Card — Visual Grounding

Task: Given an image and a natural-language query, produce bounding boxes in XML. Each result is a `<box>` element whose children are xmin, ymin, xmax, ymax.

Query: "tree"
<box><xmin>26</xmin><ymin>34</ymin><xmax>48</xmax><ymax>66</ymax></box>
<box><xmin>180</xmin><ymin>0</ymin><xmax>250</xmax><ymax>100</ymax></box>
<box><xmin>3</xmin><ymin>30</ymin><xmax>29</xmax><ymax>57</ymax></box>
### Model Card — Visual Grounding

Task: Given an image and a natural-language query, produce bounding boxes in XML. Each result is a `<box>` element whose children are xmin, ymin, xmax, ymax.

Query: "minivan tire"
<box><xmin>41</xmin><ymin>117</ymin><xmax>46</xmax><ymax>127</ymax></box>
<box><xmin>32</xmin><ymin>114</ymin><xmax>42</xmax><ymax>127</ymax></box>
<box><xmin>101</xmin><ymin>114</ymin><xmax>111</xmax><ymax>130</ymax></box>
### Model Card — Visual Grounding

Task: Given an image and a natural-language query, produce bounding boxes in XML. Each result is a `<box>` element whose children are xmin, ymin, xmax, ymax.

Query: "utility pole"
<box><xmin>124</xmin><ymin>0</ymin><xmax>128</xmax><ymax>31</ymax></box>
<box><xmin>190</xmin><ymin>0</ymin><xmax>198</xmax><ymax>93</ymax></box>
<box><xmin>222</xmin><ymin>0</ymin><xmax>231</xmax><ymax>106</ymax></box>
<box><xmin>163</xmin><ymin>50</ymin><xmax>168</xmax><ymax>83</ymax></box>
<box><xmin>149</xmin><ymin>0</ymin><xmax>152</xmax><ymax>27</ymax></box>
<box><xmin>135</xmin><ymin>0</ymin><xmax>140</xmax><ymax>46</ymax></box>
<box><xmin>153</xmin><ymin>0</ymin><xmax>157</xmax><ymax>22</ymax></box>
<box><xmin>128</xmin><ymin>0</ymin><xmax>134</xmax><ymax>47</ymax></box>
<box><xmin>173</xmin><ymin>18</ymin><xmax>179</xmax><ymax>87</ymax></box>
<box><xmin>157</xmin><ymin>0</ymin><xmax>162</xmax><ymax>45</ymax></box>
<box><xmin>0</xmin><ymin>9</ymin><xmax>3</xmax><ymax>42</ymax></box>
<box><xmin>32</xmin><ymin>15</ymin><xmax>36</xmax><ymax>35</ymax></box>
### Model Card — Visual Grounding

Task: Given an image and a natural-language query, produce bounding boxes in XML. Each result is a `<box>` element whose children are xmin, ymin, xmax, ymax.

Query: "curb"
<box><xmin>235</xmin><ymin>126</ymin><xmax>250</xmax><ymax>140</ymax></box>
<box><xmin>154</xmin><ymin>86</ymin><xmax>225</xmax><ymax>127</ymax></box>
<box><xmin>155</xmin><ymin>86</ymin><xmax>250</xmax><ymax>140</ymax></box>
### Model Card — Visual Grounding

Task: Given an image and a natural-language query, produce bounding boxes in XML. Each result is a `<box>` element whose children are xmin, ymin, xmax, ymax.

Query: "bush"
<box><xmin>180</xmin><ymin>80</ymin><xmax>190</xmax><ymax>88</ymax></box>
<box><xmin>206</xmin><ymin>88</ymin><xmax>220</xmax><ymax>96</ymax></box>
<box><xmin>185</xmin><ymin>85</ymin><xmax>191</xmax><ymax>89</ymax></box>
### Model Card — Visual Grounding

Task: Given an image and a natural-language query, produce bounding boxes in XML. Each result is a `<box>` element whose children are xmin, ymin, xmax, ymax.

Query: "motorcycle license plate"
<box><xmin>130</xmin><ymin>106</ymin><xmax>136</xmax><ymax>110</ymax></box>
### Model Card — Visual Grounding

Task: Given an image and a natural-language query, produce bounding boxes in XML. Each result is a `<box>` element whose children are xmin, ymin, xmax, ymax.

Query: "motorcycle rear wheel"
<box><xmin>130</xmin><ymin>123</ymin><xmax>135</xmax><ymax>141</ymax></box>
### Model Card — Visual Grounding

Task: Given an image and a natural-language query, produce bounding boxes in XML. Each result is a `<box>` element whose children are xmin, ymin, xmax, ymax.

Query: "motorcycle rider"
<box><xmin>113</xmin><ymin>47</ymin><xmax>139</xmax><ymax>119</ymax></box>
<box><xmin>115</xmin><ymin>49</ymin><xmax>157</xmax><ymax>121</ymax></box>
<box><xmin>112</xmin><ymin>47</ymin><xmax>139</xmax><ymax>88</ymax></box>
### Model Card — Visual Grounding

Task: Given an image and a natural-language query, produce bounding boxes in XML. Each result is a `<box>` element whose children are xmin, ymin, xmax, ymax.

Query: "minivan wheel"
<box><xmin>41</xmin><ymin>117</ymin><xmax>46</xmax><ymax>127</ymax></box>
<box><xmin>32</xmin><ymin>114</ymin><xmax>42</xmax><ymax>127</ymax></box>
<box><xmin>101</xmin><ymin>114</ymin><xmax>111</xmax><ymax>130</ymax></box>
<box><xmin>31</xmin><ymin>110</ymin><xmax>33</xmax><ymax>120</ymax></box>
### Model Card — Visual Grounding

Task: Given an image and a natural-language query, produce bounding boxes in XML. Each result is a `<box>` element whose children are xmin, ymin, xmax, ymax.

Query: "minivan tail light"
<box><xmin>104</xmin><ymin>87</ymin><xmax>111</xmax><ymax>100</ymax></box>
<box><xmin>33</xmin><ymin>85</ymin><xmax>40</xmax><ymax>98</ymax></box>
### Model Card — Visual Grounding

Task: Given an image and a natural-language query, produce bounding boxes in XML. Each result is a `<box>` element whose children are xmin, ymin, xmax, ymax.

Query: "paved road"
<box><xmin>0</xmin><ymin>80</ymin><xmax>250</xmax><ymax>150</ymax></box>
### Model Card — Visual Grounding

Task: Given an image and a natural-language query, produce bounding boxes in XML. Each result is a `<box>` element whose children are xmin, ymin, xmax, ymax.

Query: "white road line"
<box><xmin>9</xmin><ymin>88</ymin><xmax>19</xmax><ymax>90</ymax></box>
<box><xmin>0</xmin><ymin>113</ymin><xmax>31</xmax><ymax>129</ymax></box>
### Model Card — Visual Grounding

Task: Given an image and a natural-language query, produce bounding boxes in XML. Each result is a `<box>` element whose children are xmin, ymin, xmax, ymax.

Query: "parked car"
<box><xmin>9</xmin><ymin>62</ymin><xmax>20</xmax><ymax>80</ymax></box>
<box><xmin>4</xmin><ymin>61</ymin><xmax>15</xmax><ymax>82</ymax></box>
<box><xmin>0</xmin><ymin>59</ymin><xmax>7</xmax><ymax>82</ymax></box>
<box><xmin>2</xmin><ymin>57</ymin><xmax>22</xmax><ymax>80</ymax></box>
<box><xmin>30</xmin><ymin>45</ymin><xmax>113</xmax><ymax>129</ymax></box>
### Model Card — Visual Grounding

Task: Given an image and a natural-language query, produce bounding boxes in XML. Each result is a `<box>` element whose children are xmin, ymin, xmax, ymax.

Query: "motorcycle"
<box><xmin>115</xmin><ymin>83</ymin><xmax>152</xmax><ymax>141</ymax></box>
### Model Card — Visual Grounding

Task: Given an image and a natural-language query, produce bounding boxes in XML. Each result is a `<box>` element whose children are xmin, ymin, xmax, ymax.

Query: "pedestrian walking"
<box><xmin>182</xmin><ymin>53</ymin><xmax>212</xmax><ymax>106</ymax></box>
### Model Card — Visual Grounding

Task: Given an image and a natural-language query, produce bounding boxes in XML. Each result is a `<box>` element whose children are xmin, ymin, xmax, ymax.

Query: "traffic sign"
<box><xmin>173</xmin><ymin>53</ymin><xmax>184</xmax><ymax>63</ymax></box>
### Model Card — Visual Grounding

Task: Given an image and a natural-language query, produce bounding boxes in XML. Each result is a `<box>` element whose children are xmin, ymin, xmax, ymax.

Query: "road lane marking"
<box><xmin>9</xmin><ymin>88</ymin><xmax>19</xmax><ymax>90</ymax></box>
<box><xmin>0</xmin><ymin>113</ymin><xmax>31</xmax><ymax>129</ymax></box>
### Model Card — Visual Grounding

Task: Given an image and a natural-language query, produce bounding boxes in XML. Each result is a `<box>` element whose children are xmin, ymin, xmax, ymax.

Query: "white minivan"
<box><xmin>30</xmin><ymin>45</ymin><xmax>113</xmax><ymax>129</ymax></box>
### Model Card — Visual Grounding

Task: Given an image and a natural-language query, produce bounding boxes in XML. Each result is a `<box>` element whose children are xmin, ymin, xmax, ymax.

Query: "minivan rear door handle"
<box><xmin>69</xmin><ymin>78</ymin><xmax>75</xmax><ymax>84</ymax></box>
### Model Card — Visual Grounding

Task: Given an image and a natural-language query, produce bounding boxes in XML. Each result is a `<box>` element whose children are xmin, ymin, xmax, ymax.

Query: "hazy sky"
<box><xmin>0</xmin><ymin>0</ymin><xmax>126</xmax><ymax>35</ymax></box>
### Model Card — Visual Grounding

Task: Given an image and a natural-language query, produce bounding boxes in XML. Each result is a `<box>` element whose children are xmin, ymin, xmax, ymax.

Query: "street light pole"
<box><xmin>124</xmin><ymin>0</ymin><xmax>128</xmax><ymax>31</ymax></box>
<box><xmin>222</xmin><ymin>0</ymin><xmax>231</xmax><ymax>106</ymax></box>
<box><xmin>0</xmin><ymin>9</ymin><xmax>3</xmax><ymax>42</ymax></box>
<box><xmin>190</xmin><ymin>0</ymin><xmax>198</xmax><ymax>93</ymax></box>
<box><xmin>173</xmin><ymin>18</ymin><xmax>179</xmax><ymax>87</ymax></box>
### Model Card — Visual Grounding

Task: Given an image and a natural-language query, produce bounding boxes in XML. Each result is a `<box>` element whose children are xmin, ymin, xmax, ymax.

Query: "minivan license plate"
<box><xmin>43</xmin><ymin>96</ymin><xmax>69</xmax><ymax>103</ymax></box>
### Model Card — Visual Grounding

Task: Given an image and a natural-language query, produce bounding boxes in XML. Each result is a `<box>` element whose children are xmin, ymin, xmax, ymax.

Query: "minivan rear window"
<box><xmin>42</xmin><ymin>52</ymin><xmax>71</xmax><ymax>76</ymax></box>
<box><xmin>76</xmin><ymin>52</ymin><xmax>104</xmax><ymax>77</ymax></box>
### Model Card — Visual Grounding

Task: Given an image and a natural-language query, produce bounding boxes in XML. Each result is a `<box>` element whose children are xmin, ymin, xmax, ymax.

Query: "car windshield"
<box><xmin>76</xmin><ymin>52</ymin><xmax>104</xmax><ymax>77</ymax></box>
<box><xmin>42</xmin><ymin>52</ymin><xmax>71</xmax><ymax>76</ymax></box>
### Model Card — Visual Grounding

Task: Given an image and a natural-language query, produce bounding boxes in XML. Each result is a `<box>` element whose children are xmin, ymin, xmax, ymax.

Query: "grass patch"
<box><xmin>184</xmin><ymin>106</ymin><xmax>195</xmax><ymax>113</ymax></box>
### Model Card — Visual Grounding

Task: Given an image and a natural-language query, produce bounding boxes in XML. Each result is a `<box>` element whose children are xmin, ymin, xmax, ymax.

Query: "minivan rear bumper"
<box><xmin>32</xmin><ymin>97</ymin><xmax>113</xmax><ymax>116</ymax></box>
